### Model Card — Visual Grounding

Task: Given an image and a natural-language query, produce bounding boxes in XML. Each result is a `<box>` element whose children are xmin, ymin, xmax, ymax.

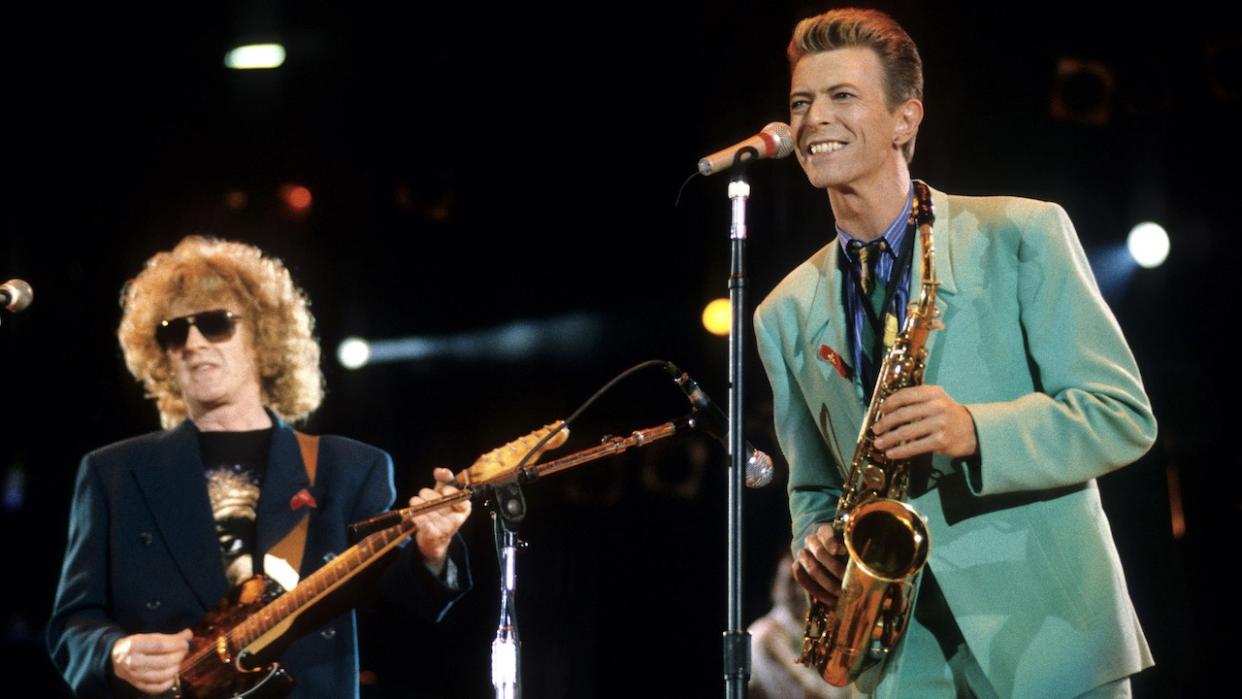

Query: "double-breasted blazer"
<box><xmin>48</xmin><ymin>415</ymin><xmax>469</xmax><ymax>698</ymax></box>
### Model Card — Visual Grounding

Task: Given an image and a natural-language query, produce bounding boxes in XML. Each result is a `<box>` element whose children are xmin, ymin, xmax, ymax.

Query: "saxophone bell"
<box><xmin>836</xmin><ymin>499</ymin><xmax>929</xmax><ymax>675</ymax></box>
<box><xmin>843</xmin><ymin>498</ymin><xmax>930</xmax><ymax>584</ymax></box>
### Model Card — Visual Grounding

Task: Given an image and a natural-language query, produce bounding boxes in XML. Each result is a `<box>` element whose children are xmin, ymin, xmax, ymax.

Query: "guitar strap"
<box><xmin>264</xmin><ymin>432</ymin><xmax>320</xmax><ymax>582</ymax></box>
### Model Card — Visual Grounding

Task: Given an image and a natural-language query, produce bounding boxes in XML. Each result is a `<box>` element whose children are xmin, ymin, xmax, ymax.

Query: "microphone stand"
<box><xmin>347</xmin><ymin>418</ymin><xmax>694</xmax><ymax>699</ymax></box>
<box><xmin>489</xmin><ymin>482</ymin><xmax>526</xmax><ymax>699</ymax></box>
<box><xmin>723</xmin><ymin>149</ymin><xmax>755</xmax><ymax>699</ymax></box>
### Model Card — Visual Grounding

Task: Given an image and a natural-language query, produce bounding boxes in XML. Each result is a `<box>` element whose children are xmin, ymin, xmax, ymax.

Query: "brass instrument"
<box><xmin>797</xmin><ymin>180</ymin><xmax>938</xmax><ymax>687</ymax></box>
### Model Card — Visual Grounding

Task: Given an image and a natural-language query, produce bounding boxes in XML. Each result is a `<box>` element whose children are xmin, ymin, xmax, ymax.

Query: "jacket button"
<box><xmin>139</xmin><ymin>532</ymin><xmax>153</xmax><ymax>545</ymax></box>
<box><xmin>145</xmin><ymin>599</ymin><xmax>161</xmax><ymax>610</ymax></box>
<box><xmin>320</xmin><ymin>627</ymin><xmax>336</xmax><ymax>640</ymax></box>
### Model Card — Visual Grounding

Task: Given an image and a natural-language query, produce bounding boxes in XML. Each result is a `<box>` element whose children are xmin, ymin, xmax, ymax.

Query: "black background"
<box><xmin>3</xmin><ymin>1</ymin><xmax>1234</xmax><ymax>696</ymax></box>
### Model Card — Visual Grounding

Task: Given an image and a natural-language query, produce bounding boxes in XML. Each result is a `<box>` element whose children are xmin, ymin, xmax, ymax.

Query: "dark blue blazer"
<box><xmin>47</xmin><ymin>415</ymin><xmax>470</xmax><ymax>698</ymax></box>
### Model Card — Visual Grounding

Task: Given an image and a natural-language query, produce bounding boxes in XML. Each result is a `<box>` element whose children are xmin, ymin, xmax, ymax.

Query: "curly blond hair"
<box><xmin>118</xmin><ymin>236</ymin><xmax>323</xmax><ymax>429</ymax></box>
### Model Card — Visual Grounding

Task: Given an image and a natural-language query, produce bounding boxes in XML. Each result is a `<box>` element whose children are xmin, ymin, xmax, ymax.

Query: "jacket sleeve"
<box><xmin>46</xmin><ymin>456</ymin><xmax>127</xmax><ymax>698</ymax></box>
<box><xmin>349</xmin><ymin>450</ymin><xmax>471</xmax><ymax>623</ymax></box>
<box><xmin>963</xmin><ymin>202</ymin><xmax>1157</xmax><ymax>495</ymax></box>
<box><xmin>754</xmin><ymin>302</ymin><xmax>844</xmax><ymax>553</ymax></box>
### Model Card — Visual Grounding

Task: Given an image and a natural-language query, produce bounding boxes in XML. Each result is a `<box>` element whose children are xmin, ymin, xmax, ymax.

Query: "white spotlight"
<box><xmin>1126</xmin><ymin>222</ymin><xmax>1169</xmax><ymax>269</ymax></box>
<box><xmin>224</xmin><ymin>43</ymin><xmax>286</xmax><ymax>70</ymax></box>
<box><xmin>337</xmin><ymin>337</ymin><xmax>371</xmax><ymax>370</ymax></box>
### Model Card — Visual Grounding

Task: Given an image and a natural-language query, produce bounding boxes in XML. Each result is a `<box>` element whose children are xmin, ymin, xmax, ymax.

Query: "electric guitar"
<box><xmin>165</xmin><ymin>423</ymin><xmax>568</xmax><ymax>699</ymax></box>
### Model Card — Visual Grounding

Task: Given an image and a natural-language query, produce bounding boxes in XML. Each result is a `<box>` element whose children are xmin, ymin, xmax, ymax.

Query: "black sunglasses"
<box><xmin>155</xmin><ymin>309</ymin><xmax>242</xmax><ymax>350</ymax></box>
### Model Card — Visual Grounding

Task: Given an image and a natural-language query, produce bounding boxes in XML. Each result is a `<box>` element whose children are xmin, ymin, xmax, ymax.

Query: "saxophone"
<box><xmin>797</xmin><ymin>180</ymin><xmax>938</xmax><ymax>687</ymax></box>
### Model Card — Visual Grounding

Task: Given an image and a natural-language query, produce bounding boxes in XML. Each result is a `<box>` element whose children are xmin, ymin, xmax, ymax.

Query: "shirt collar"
<box><xmin>835</xmin><ymin>183</ymin><xmax>914</xmax><ymax>265</ymax></box>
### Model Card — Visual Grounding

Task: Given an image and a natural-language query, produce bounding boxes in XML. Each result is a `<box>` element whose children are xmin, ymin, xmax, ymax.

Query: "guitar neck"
<box><xmin>229</xmin><ymin>513</ymin><xmax>418</xmax><ymax>651</ymax></box>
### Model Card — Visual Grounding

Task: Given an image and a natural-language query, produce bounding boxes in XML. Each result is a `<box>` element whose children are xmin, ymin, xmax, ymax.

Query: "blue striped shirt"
<box><xmin>835</xmin><ymin>185</ymin><xmax>914</xmax><ymax>397</ymax></box>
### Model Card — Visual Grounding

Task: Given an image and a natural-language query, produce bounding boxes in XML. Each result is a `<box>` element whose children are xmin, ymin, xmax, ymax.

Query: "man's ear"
<box><xmin>893</xmin><ymin>98</ymin><xmax>924</xmax><ymax>146</ymax></box>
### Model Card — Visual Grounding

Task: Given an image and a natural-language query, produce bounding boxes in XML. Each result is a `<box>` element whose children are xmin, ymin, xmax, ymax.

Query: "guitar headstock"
<box><xmin>454</xmin><ymin>422</ymin><xmax>569</xmax><ymax>488</ymax></box>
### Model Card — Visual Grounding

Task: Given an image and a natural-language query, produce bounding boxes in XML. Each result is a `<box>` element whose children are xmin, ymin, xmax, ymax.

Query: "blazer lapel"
<box><xmin>804</xmin><ymin>241</ymin><xmax>869</xmax><ymax>468</ymax></box>
<box><xmin>808</xmin><ymin>240</ymin><xmax>855</xmax><ymax>387</ymax></box>
<box><xmin>255</xmin><ymin>418</ymin><xmax>317</xmax><ymax>578</ymax></box>
<box><xmin>131</xmin><ymin>421</ymin><xmax>229</xmax><ymax>609</ymax></box>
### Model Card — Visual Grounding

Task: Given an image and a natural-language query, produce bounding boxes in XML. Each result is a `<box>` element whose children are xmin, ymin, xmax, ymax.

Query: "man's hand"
<box><xmin>871</xmin><ymin>385</ymin><xmax>978</xmax><ymax>459</ymax></box>
<box><xmin>410</xmin><ymin>467</ymin><xmax>472</xmax><ymax>574</ymax></box>
<box><xmin>793</xmin><ymin>523</ymin><xmax>848</xmax><ymax>607</ymax></box>
<box><xmin>110</xmin><ymin>628</ymin><xmax>192</xmax><ymax>695</ymax></box>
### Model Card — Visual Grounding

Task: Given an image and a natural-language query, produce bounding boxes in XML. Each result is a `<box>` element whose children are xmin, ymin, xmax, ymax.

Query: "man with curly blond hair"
<box><xmin>48</xmin><ymin>236</ymin><xmax>472</xmax><ymax>698</ymax></box>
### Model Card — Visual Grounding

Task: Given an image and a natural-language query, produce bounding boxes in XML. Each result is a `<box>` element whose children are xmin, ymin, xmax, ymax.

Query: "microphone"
<box><xmin>0</xmin><ymin>279</ymin><xmax>32</xmax><ymax>312</ymax></box>
<box><xmin>697</xmin><ymin>122</ymin><xmax>794</xmax><ymax>176</ymax></box>
<box><xmin>665</xmin><ymin>363</ymin><xmax>774</xmax><ymax>488</ymax></box>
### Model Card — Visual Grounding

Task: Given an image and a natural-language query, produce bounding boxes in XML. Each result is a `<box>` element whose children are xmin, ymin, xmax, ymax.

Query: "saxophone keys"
<box><xmin>862</xmin><ymin>465</ymin><xmax>886</xmax><ymax>490</ymax></box>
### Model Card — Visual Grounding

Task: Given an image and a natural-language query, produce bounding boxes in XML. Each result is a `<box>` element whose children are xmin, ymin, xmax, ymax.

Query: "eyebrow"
<box><xmin>790</xmin><ymin>82</ymin><xmax>859</xmax><ymax>98</ymax></box>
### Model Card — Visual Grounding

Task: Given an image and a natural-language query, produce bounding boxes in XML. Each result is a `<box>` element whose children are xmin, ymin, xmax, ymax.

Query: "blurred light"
<box><xmin>702</xmin><ymin>298</ymin><xmax>731</xmax><ymax>336</ymax></box>
<box><xmin>224</xmin><ymin>43</ymin><xmax>286</xmax><ymax>70</ymax></box>
<box><xmin>338</xmin><ymin>337</ymin><xmax>371</xmax><ymax>369</ymax></box>
<box><xmin>394</xmin><ymin>183</ymin><xmax>456</xmax><ymax>223</ymax></box>
<box><xmin>224</xmin><ymin>190</ymin><xmax>248</xmax><ymax>210</ymax></box>
<box><xmin>1087</xmin><ymin>246</ymin><xmax>1137</xmax><ymax>302</ymax></box>
<box><xmin>280</xmin><ymin>184</ymin><xmax>313</xmax><ymax>212</ymax></box>
<box><xmin>337</xmin><ymin>314</ymin><xmax>604</xmax><ymax>367</ymax></box>
<box><xmin>1127</xmin><ymin>221</ymin><xmax>1170</xmax><ymax>269</ymax></box>
<box><xmin>394</xmin><ymin>184</ymin><xmax>413</xmax><ymax>210</ymax></box>
<box><xmin>1050</xmin><ymin>57</ymin><xmax>1116</xmax><ymax>126</ymax></box>
<box><xmin>1167</xmin><ymin>461</ymin><xmax>1186</xmax><ymax>540</ymax></box>
<box><xmin>3</xmin><ymin>466</ymin><xmax>25</xmax><ymax>513</ymax></box>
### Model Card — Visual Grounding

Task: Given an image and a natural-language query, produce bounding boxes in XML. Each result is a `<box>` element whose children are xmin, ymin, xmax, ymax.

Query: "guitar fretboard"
<box><xmin>229</xmin><ymin>514</ymin><xmax>418</xmax><ymax>651</ymax></box>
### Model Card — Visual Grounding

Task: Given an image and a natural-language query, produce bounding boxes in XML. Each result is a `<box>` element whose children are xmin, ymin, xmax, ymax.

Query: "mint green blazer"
<box><xmin>754</xmin><ymin>186</ymin><xmax>1156</xmax><ymax>698</ymax></box>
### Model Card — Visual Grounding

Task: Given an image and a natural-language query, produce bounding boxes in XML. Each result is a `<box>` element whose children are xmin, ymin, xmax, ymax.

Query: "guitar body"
<box><xmin>173</xmin><ymin>576</ymin><xmax>294</xmax><ymax>699</ymax></box>
<box><xmin>175</xmin><ymin>665</ymin><xmax>294</xmax><ymax>699</ymax></box>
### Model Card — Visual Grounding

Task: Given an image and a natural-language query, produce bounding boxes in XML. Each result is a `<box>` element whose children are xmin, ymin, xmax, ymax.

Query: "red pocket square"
<box><xmin>290</xmin><ymin>488</ymin><xmax>317</xmax><ymax>511</ymax></box>
<box><xmin>818</xmin><ymin>344</ymin><xmax>851</xmax><ymax>379</ymax></box>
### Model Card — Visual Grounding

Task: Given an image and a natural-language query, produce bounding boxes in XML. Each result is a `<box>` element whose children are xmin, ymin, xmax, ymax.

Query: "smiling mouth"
<box><xmin>807</xmin><ymin>141</ymin><xmax>847</xmax><ymax>155</ymax></box>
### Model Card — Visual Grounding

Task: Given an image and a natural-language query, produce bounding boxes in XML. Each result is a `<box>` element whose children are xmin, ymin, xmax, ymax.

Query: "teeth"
<box><xmin>808</xmin><ymin>141</ymin><xmax>845</xmax><ymax>155</ymax></box>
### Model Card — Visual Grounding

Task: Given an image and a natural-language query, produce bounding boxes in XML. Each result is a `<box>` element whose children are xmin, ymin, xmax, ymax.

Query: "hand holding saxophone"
<box><xmin>870</xmin><ymin>385</ymin><xmax>978</xmax><ymax>459</ymax></box>
<box><xmin>793</xmin><ymin>523</ymin><xmax>849</xmax><ymax>607</ymax></box>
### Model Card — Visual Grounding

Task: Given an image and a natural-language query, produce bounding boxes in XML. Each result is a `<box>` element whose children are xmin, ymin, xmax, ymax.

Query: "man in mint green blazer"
<box><xmin>754</xmin><ymin>9</ymin><xmax>1156</xmax><ymax>698</ymax></box>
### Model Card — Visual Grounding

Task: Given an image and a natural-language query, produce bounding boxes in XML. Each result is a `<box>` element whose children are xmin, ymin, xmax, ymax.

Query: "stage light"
<box><xmin>1050</xmin><ymin>58</ymin><xmax>1116</xmax><ymax>126</ymax></box>
<box><xmin>224</xmin><ymin>190</ymin><xmax>248</xmax><ymax>210</ymax></box>
<box><xmin>338</xmin><ymin>337</ymin><xmax>371</xmax><ymax>370</ymax></box>
<box><xmin>3</xmin><ymin>466</ymin><xmax>25</xmax><ymax>513</ymax></box>
<box><xmin>280</xmin><ymin>184</ymin><xmax>313</xmax><ymax>212</ymax></box>
<box><xmin>336</xmin><ymin>315</ymin><xmax>603</xmax><ymax>368</ymax></box>
<box><xmin>225</xmin><ymin>43</ymin><xmax>286</xmax><ymax>70</ymax></box>
<box><xmin>702</xmin><ymin>298</ymin><xmax>731</xmax><ymax>336</ymax></box>
<box><xmin>1127</xmin><ymin>222</ymin><xmax>1169</xmax><ymax>269</ymax></box>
